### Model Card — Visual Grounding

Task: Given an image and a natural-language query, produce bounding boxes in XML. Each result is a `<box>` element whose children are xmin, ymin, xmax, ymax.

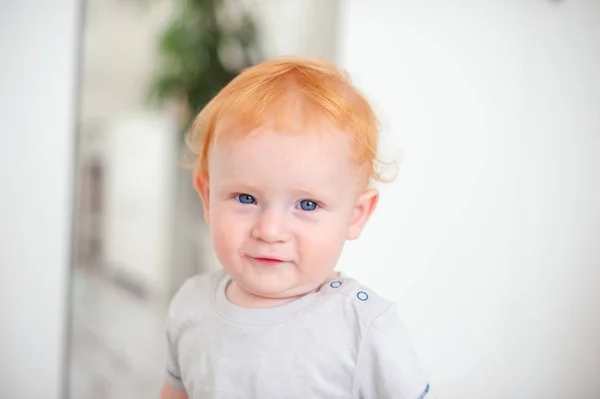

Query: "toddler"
<box><xmin>160</xmin><ymin>57</ymin><xmax>431</xmax><ymax>399</ymax></box>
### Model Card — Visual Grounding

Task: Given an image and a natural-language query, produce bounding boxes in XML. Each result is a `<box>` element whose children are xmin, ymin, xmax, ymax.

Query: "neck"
<box><xmin>226</xmin><ymin>271</ymin><xmax>339</xmax><ymax>309</ymax></box>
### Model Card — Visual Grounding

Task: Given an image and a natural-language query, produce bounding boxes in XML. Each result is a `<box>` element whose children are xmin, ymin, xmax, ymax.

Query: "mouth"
<box><xmin>247</xmin><ymin>256</ymin><xmax>286</xmax><ymax>268</ymax></box>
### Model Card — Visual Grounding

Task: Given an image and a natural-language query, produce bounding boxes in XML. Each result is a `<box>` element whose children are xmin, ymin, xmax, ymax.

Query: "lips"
<box><xmin>247</xmin><ymin>256</ymin><xmax>286</xmax><ymax>267</ymax></box>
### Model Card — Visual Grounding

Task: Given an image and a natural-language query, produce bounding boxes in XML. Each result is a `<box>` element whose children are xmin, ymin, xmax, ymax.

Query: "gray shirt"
<box><xmin>165</xmin><ymin>269</ymin><xmax>431</xmax><ymax>399</ymax></box>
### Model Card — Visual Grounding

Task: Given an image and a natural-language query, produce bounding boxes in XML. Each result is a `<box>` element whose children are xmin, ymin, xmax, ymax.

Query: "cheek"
<box><xmin>210</xmin><ymin>205</ymin><xmax>251</xmax><ymax>260</ymax></box>
<box><xmin>296</xmin><ymin>217</ymin><xmax>348</xmax><ymax>266</ymax></box>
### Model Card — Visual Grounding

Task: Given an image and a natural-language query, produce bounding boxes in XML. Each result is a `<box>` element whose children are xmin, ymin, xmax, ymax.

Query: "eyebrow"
<box><xmin>290</xmin><ymin>188</ymin><xmax>329</xmax><ymax>199</ymax></box>
<box><xmin>217</xmin><ymin>180</ymin><xmax>261</xmax><ymax>193</ymax></box>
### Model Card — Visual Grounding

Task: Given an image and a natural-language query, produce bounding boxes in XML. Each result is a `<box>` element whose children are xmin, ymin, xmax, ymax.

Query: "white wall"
<box><xmin>0</xmin><ymin>1</ymin><xmax>80</xmax><ymax>398</ymax></box>
<box><xmin>337</xmin><ymin>1</ymin><xmax>600</xmax><ymax>398</ymax></box>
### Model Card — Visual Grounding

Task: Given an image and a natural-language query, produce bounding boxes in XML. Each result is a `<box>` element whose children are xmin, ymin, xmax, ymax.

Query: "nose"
<box><xmin>251</xmin><ymin>207</ymin><xmax>290</xmax><ymax>244</ymax></box>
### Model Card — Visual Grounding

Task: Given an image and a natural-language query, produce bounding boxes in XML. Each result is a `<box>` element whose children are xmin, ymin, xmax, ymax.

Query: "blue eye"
<box><xmin>298</xmin><ymin>200</ymin><xmax>318</xmax><ymax>211</ymax></box>
<box><xmin>236</xmin><ymin>194</ymin><xmax>256</xmax><ymax>205</ymax></box>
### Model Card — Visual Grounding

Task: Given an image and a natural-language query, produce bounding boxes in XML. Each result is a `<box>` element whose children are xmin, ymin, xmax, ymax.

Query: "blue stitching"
<box><xmin>356</xmin><ymin>291</ymin><xmax>368</xmax><ymax>301</ymax></box>
<box><xmin>330</xmin><ymin>280</ymin><xmax>342</xmax><ymax>288</ymax></box>
<box><xmin>416</xmin><ymin>383</ymin><xmax>430</xmax><ymax>399</ymax></box>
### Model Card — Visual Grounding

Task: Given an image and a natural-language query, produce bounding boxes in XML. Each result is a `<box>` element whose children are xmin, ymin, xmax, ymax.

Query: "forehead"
<box><xmin>208</xmin><ymin>124</ymin><xmax>358</xmax><ymax>190</ymax></box>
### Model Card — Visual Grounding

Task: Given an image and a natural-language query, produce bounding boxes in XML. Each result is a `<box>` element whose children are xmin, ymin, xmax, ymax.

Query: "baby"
<box><xmin>160</xmin><ymin>57</ymin><xmax>431</xmax><ymax>399</ymax></box>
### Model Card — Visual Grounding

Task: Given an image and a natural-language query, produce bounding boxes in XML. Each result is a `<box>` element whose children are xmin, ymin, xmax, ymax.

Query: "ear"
<box><xmin>193</xmin><ymin>172</ymin><xmax>211</xmax><ymax>224</ymax></box>
<box><xmin>347</xmin><ymin>188</ymin><xmax>379</xmax><ymax>240</ymax></box>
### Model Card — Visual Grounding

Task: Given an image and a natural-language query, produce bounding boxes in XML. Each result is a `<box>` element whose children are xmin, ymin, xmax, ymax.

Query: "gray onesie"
<box><xmin>165</xmin><ymin>269</ymin><xmax>431</xmax><ymax>399</ymax></box>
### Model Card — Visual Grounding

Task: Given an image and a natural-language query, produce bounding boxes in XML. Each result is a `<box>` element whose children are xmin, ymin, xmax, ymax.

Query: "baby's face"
<box><xmin>199</xmin><ymin>124</ymin><xmax>377</xmax><ymax>299</ymax></box>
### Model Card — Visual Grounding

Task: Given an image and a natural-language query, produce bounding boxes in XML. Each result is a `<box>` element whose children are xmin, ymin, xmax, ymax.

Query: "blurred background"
<box><xmin>1</xmin><ymin>0</ymin><xmax>599</xmax><ymax>398</ymax></box>
<box><xmin>69</xmin><ymin>0</ymin><xmax>338</xmax><ymax>397</ymax></box>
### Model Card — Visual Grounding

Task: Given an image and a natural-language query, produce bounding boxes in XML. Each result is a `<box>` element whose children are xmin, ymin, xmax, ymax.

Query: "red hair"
<box><xmin>186</xmin><ymin>57</ymin><xmax>388</xmax><ymax>184</ymax></box>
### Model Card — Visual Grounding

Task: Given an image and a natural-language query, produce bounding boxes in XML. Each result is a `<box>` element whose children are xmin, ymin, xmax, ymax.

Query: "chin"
<box><xmin>244</xmin><ymin>278</ymin><xmax>295</xmax><ymax>298</ymax></box>
<box><xmin>241</xmin><ymin>272</ymin><xmax>307</xmax><ymax>298</ymax></box>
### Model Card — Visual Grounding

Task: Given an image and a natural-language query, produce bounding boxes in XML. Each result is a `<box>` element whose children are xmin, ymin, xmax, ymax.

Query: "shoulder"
<box><xmin>331</xmin><ymin>275</ymin><xmax>397</xmax><ymax>339</ymax></box>
<box><xmin>337</xmin><ymin>278</ymin><xmax>430</xmax><ymax>398</ymax></box>
<box><xmin>167</xmin><ymin>269</ymin><xmax>225</xmax><ymax>321</ymax></box>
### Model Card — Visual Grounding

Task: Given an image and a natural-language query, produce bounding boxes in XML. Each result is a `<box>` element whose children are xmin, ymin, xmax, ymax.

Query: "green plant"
<box><xmin>148</xmin><ymin>0</ymin><xmax>260</xmax><ymax>135</ymax></box>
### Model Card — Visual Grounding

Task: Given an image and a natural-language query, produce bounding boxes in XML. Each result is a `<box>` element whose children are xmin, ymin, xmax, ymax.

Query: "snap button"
<box><xmin>329</xmin><ymin>280</ymin><xmax>342</xmax><ymax>288</ymax></box>
<box><xmin>356</xmin><ymin>291</ymin><xmax>369</xmax><ymax>301</ymax></box>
